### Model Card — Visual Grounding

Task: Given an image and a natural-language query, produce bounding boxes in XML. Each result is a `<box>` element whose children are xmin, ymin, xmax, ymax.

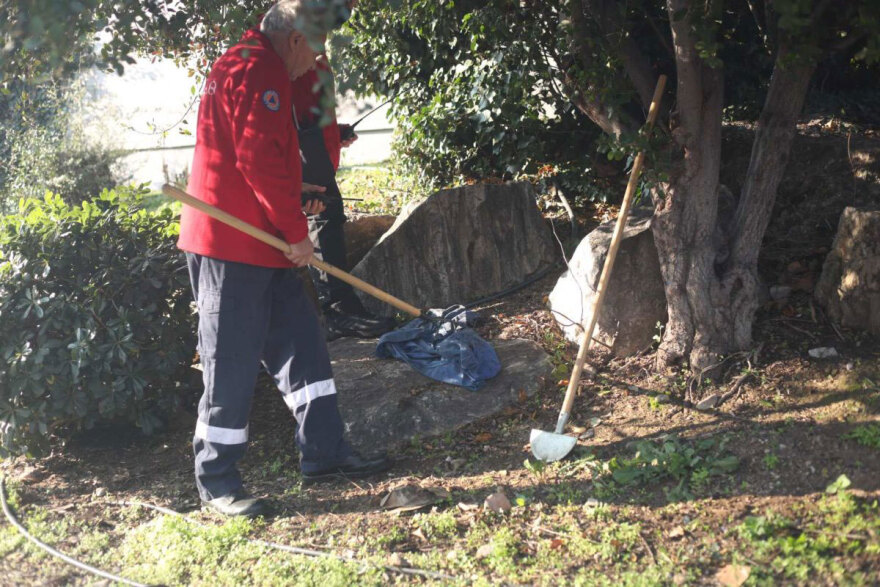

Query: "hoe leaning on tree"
<box><xmin>531</xmin><ymin>75</ymin><xmax>667</xmax><ymax>463</ymax></box>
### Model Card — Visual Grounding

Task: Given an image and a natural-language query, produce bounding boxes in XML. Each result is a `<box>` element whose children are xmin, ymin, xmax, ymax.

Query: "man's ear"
<box><xmin>288</xmin><ymin>31</ymin><xmax>300</xmax><ymax>52</ymax></box>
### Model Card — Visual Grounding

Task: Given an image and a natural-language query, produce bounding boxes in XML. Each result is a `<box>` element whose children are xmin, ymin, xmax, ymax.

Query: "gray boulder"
<box><xmin>343</xmin><ymin>214</ymin><xmax>395</xmax><ymax>269</ymax></box>
<box><xmin>351</xmin><ymin>182</ymin><xmax>556</xmax><ymax>315</ymax></box>
<box><xmin>815</xmin><ymin>207</ymin><xmax>880</xmax><ymax>335</ymax></box>
<box><xmin>548</xmin><ymin>207</ymin><xmax>667</xmax><ymax>356</ymax></box>
<box><xmin>331</xmin><ymin>337</ymin><xmax>552</xmax><ymax>452</ymax></box>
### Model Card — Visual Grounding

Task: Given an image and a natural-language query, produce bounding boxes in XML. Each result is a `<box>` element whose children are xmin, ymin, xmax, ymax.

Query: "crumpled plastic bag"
<box><xmin>375</xmin><ymin>305</ymin><xmax>501</xmax><ymax>391</ymax></box>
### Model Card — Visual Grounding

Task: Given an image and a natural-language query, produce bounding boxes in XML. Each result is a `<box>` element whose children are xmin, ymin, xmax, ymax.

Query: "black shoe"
<box><xmin>302</xmin><ymin>452</ymin><xmax>392</xmax><ymax>484</ymax></box>
<box><xmin>324</xmin><ymin>308</ymin><xmax>396</xmax><ymax>340</ymax></box>
<box><xmin>202</xmin><ymin>489</ymin><xmax>268</xmax><ymax>517</ymax></box>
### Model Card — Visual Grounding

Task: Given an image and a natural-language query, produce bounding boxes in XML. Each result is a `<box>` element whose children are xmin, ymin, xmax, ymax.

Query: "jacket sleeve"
<box><xmin>230</xmin><ymin>60</ymin><xmax>308</xmax><ymax>245</ymax></box>
<box><xmin>317</xmin><ymin>63</ymin><xmax>343</xmax><ymax>170</ymax></box>
<box><xmin>324</xmin><ymin>119</ymin><xmax>342</xmax><ymax>171</ymax></box>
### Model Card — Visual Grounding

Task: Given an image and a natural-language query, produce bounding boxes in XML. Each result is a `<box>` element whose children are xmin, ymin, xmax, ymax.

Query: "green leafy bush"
<box><xmin>1</xmin><ymin>74</ymin><xmax>122</xmax><ymax>212</ymax></box>
<box><xmin>0</xmin><ymin>188</ymin><xmax>195</xmax><ymax>456</ymax></box>
<box><xmin>336</xmin><ymin>0</ymin><xmax>605</xmax><ymax>196</ymax></box>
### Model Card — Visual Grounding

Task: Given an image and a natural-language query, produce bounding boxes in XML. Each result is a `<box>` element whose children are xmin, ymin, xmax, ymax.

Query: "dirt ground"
<box><xmin>1</xmin><ymin>126</ymin><xmax>879</xmax><ymax>585</ymax></box>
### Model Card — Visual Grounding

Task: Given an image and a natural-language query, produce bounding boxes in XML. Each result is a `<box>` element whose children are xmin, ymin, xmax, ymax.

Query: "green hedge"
<box><xmin>0</xmin><ymin>188</ymin><xmax>196</xmax><ymax>456</ymax></box>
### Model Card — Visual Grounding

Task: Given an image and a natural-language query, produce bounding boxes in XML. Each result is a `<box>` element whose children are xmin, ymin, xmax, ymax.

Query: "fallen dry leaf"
<box><xmin>668</xmin><ymin>526</ymin><xmax>686</xmax><ymax>540</ymax></box>
<box><xmin>379</xmin><ymin>485</ymin><xmax>448</xmax><ymax>513</ymax></box>
<box><xmin>474</xmin><ymin>432</ymin><xmax>493</xmax><ymax>443</ymax></box>
<box><xmin>549</xmin><ymin>539</ymin><xmax>564</xmax><ymax>550</ymax></box>
<box><xmin>715</xmin><ymin>564</ymin><xmax>751</xmax><ymax>587</ymax></box>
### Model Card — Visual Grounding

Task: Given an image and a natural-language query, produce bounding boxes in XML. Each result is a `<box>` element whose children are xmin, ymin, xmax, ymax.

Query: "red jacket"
<box><xmin>290</xmin><ymin>62</ymin><xmax>342</xmax><ymax>170</ymax></box>
<box><xmin>178</xmin><ymin>30</ymin><xmax>306</xmax><ymax>268</ymax></box>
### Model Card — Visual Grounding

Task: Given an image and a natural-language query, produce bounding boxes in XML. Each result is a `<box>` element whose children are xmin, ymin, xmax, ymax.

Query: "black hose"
<box><xmin>464</xmin><ymin>264</ymin><xmax>557</xmax><ymax>310</ymax></box>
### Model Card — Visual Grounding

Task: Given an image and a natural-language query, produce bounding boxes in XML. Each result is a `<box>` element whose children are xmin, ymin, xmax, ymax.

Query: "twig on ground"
<box><xmin>778</xmin><ymin>320</ymin><xmax>818</xmax><ymax>342</ymax></box>
<box><xmin>718</xmin><ymin>371</ymin><xmax>751</xmax><ymax>407</ymax></box>
<box><xmin>639</xmin><ymin>532</ymin><xmax>658</xmax><ymax>566</ymax></box>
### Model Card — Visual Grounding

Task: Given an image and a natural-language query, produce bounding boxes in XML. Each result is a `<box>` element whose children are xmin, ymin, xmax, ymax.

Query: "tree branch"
<box><xmin>586</xmin><ymin>0</ymin><xmax>659</xmax><ymax>112</ymax></box>
<box><xmin>729</xmin><ymin>45</ymin><xmax>816</xmax><ymax>268</ymax></box>
<box><xmin>565</xmin><ymin>0</ymin><xmax>639</xmax><ymax>137</ymax></box>
<box><xmin>746</xmin><ymin>0</ymin><xmax>767</xmax><ymax>46</ymax></box>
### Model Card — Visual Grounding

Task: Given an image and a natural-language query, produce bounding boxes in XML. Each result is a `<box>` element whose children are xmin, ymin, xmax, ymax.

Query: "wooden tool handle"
<box><xmin>557</xmin><ymin>75</ymin><xmax>667</xmax><ymax>428</ymax></box>
<box><xmin>162</xmin><ymin>184</ymin><xmax>423</xmax><ymax>317</ymax></box>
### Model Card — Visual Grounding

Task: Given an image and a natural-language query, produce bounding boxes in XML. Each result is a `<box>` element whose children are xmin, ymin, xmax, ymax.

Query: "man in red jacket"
<box><xmin>179</xmin><ymin>0</ymin><xmax>389</xmax><ymax>517</ymax></box>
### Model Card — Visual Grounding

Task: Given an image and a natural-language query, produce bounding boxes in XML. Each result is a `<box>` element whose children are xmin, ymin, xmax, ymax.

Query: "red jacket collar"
<box><xmin>240</xmin><ymin>28</ymin><xmax>271</xmax><ymax>47</ymax></box>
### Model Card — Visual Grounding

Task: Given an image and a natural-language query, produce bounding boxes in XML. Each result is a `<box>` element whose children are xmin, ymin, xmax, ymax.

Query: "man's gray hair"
<box><xmin>260</xmin><ymin>1</ymin><xmax>305</xmax><ymax>34</ymax></box>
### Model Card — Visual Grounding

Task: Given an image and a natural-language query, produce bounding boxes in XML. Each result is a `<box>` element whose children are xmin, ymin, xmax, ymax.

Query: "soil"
<box><xmin>2</xmin><ymin>125</ymin><xmax>879</xmax><ymax>585</ymax></box>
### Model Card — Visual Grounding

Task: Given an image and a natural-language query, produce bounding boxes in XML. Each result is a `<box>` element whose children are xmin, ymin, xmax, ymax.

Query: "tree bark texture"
<box><xmin>652</xmin><ymin>0</ymin><xmax>726</xmax><ymax>373</ymax></box>
<box><xmin>652</xmin><ymin>1</ymin><xmax>816</xmax><ymax>374</ymax></box>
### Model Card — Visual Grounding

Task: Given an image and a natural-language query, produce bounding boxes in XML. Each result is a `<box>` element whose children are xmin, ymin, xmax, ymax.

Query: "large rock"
<box><xmin>351</xmin><ymin>182</ymin><xmax>556</xmax><ymax>315</ymax></box>
<box><xmin>815</xmin><ymin>207</ymin><xmax>880</xmax><ymax>335</ymax></box>
<box><xmin>343</xmin><ymin>214</ymin><xmax>396</xmax><ymax>269</ymax></box>
<box><xmin>548</xmin><ymin>207</ymin><xmax>666</xmax><ymax>356</ymax></box>
<box><xmin>330</xmin><ymin>338</ymin><xmax>552</xmax><ymax>452</ymax></box>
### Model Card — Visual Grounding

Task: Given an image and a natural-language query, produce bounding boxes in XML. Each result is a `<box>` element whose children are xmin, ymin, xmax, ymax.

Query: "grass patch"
<box><xmin>116</xmin><ymin>514</ymin><xmax>385</xmax><ymax>586</ymax></box>
<box><xmin>843</xmin><ymin>423</ymin><xmax>880</xmax><ymax>449</ymax></box>
<box><xmin>731</xmin><ymin>492</ymin><xmax>880</xmax><ymax>584</ymax></box>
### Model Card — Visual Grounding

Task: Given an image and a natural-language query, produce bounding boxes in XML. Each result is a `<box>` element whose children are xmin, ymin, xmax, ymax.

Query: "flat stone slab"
<box><xmin>329</xmin><ymin>337</ymin><xmax>552</xmax><ymax>452</ymax></box>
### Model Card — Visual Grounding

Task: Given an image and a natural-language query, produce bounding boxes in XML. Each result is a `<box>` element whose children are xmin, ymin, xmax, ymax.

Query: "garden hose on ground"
<box><xmin>0</xmin><ymin>476</ymin><xmax>150</xmax><ymax>587</ymax></box>
<box><xmin>0</xmin><ymin>476</ymin><xmax>455</xmax><ymax>583</ymax></box>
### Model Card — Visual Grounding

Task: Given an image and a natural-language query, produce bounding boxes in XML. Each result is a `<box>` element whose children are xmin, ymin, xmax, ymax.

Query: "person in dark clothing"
<box><xmin>291</xmin><ymin>18</ymin><xmax>396</xmax><ymax>341</ymax></box>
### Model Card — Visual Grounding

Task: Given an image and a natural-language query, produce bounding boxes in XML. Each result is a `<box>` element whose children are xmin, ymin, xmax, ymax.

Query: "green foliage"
<box><xmin>593</xmin><ymin>435</ymin><xmax>739</xmax><ymax>502</ymax></box>
<box><xmin>337</xmin><ymin>0</ymin><xmax>604</xmax><ymax>193</ymax></box>
<box><xmin>336</xmin><ymin>164</ymin><xmax>421</xmax><ymax>215</ymax></box>
<box><xmin>733</xmin><ymin>492</ymin><xmax>880</xmax><ymax>583</ymax></box>
<box><xmin>0</xmin><ymin>189</ymin><xmax>195</xmax><ymax>456</ymax></box>
<box><xmin>843</xmin><ymin>424</ymin><xmax>880</xmax><ymax>449</ymax></box>
<box><xmin>1</xmin><ymin>1</ymin><xmax>364</xmax><ymax>83</ymax></box>
<box><xmin>1</xmin><ymin>76</ymin><xmax>121</xmax><ymax>212</ymax></box>
<box><xmin>825</xmin><ymin>474</ymin><xmax>852</xmax><ymax>495</ymax></box>
<box><xmin>413</xmin><ymin>511</ymin><xmax>459</xmax><ymax>540</ymax></box>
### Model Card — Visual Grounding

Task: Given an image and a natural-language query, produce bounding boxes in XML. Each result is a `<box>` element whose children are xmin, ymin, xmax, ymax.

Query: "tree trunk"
<box><xmin>652</xmin><ymin>6</ymin><xmax>816</xmax><ymax>378</ymax></box>
<box><xmin>652</xmin><ymin>0</ymin><xmax>726</xmax><ymax>374</ymax></box>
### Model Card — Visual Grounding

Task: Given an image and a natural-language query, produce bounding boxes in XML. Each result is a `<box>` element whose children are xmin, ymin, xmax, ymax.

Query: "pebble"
<box><xmin>808</xmin><ymin>347</ymin><xmax>839</xmax><ymax>359</ymax></box>
<box><xmin>696</xmin><ymin>394</ymin><xmax>721</xmax><ymax>410</ymax></box>
<box><xmin>483</xmin><ymin>491</ymin><xmax>512</xmax><ymax>514</ymax></box>
<box><xmin>476</xmin><ymin>544</ymin><xmax>495</xmax><ymax>559</ymax></box>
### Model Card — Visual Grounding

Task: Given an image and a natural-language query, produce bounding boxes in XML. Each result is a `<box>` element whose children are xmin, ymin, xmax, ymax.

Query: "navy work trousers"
<box><xmin>187</xmin><ymin>254</ymin><xmax>351</xmax><ymax>500</ymax></box>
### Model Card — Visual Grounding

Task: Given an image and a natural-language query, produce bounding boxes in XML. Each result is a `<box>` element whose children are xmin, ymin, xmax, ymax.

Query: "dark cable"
<box><xmin>464</xmin><ymin>264</ymin><xmax>557</xmax><ymax>310</ymax></box>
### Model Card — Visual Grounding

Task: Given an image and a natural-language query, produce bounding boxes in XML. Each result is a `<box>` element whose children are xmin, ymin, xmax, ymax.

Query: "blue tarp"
<box><xmin>375</xmin><ymin>306</ymin><xmax>501</xmax><ymax>391</ymax></box>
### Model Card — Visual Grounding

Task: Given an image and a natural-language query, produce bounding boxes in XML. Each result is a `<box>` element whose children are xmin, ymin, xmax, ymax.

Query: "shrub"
<box><xmin>0</xmin><ymin>188</ymin><xmax>196</xmax><ymax>456</ymax></box>
<box><xmin>1</xmin><ymin>74</ymin><xmax>122</xmax><ymax>212</ymax></box>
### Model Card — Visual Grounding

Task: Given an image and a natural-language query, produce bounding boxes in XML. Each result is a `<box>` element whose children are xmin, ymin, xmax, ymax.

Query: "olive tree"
<box><xmin>342</xmin><ymin>0</ymin><xmax>879</xmax><ymax>379</ymax></box>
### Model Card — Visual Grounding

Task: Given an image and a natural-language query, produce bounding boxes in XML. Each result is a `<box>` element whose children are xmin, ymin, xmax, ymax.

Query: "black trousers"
<box><xmin>298</xmin><ymin>125</ymin><xmax>363</xmax><ymax>314</ymax></box>
<box><xmin>187</xmin><ymin>254</ymin><xmax>351</xmax><ymax>500</ymax></box>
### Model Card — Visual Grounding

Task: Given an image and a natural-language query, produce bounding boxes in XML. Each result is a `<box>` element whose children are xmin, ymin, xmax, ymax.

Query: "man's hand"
<box><xmin>339</xmin><ymin>124</ymin><xmax>358</xmax><ymax>148</ymax></box>
<box><xmin>302</xmin><ymin>183</ymin><xmax>326</xmax><ymax>215</ymax></box>
<box><xmin>285</xmin><ymin>236</ymin><xmax>314</xmax><ymax>267</ymax></box>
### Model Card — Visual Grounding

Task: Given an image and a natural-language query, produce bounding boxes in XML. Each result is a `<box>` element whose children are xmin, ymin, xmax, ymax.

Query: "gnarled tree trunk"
<box><xmin>565</xmin><ymin>0</ymin><xmax>819</xmax><ymax>385</ymax></box>
<box><xmin>652</xmin><ymin>3</ymin><xmax>816</xmax><ymax>375</ymax></box>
